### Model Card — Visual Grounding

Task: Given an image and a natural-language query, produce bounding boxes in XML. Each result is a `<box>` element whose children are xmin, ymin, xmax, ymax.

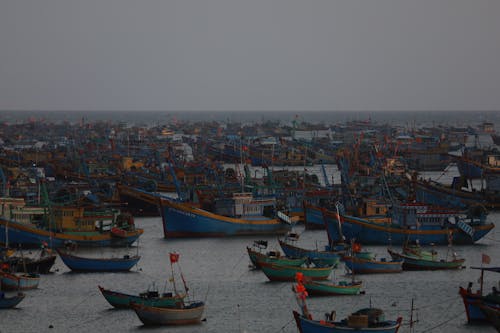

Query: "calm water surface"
<box><xmin>0</xmin><ymin>213</ymin><xmax>498</xmax><ymax>333</ymax></box>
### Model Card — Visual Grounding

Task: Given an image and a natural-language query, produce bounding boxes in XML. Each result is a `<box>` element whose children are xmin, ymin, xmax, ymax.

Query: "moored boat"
<box><xmin>343</xmin><ymin>254</ymin><xmax>403</xmax><ymax>274</ymax></box>
<box><xmin>98</xmin><ymin>285</ymin><xmax>185</xmax><ymax>309</ymax></box>
<box><xmin>0</xmin><ymin>201</ymin><xmax>143</xmax><ymax>248</ymax></box>
<box><xmin>259</xmin><ymin>261</ymin><xmax>334</xmax><ymax>282</ymax></box>
<box><xmin>56</xmin><ymin>248</ymin><xmax>140</xmax><ymax>272</ymax></box>
<box><xmin>302</xmin><ymin>279</ymin><xmax>363</xmax><ymax>296</ymax></box>
<box><xmin>129</xmin><ymin>251</ymin><xmax>205</xmax><ymax>326</ymax></box>
<box><xmin>292</xmin><ymin>273</ymin><xmax>402</xmax><ymax>333</ymax></box>
<box><xmin>387</xmin><ymin>243</ymin><xmax>465</xmax><ymax>270</ymax></box>
<box><xmin>278</xmin><ymin>239</ymin><xmax>342</xmax><ymax>268</ymax></box>
<box><xmin>246</xmin><ymin>243</ymin><xmax>307</xmax><ymax>269</ymax></box>
<box><xmin>293</xmin><ymin>309</ymin><xmax>403</xmax><ymax>333</ymax></box>
<box><xmin>0</xmin><ymin>271</ymin><xmax>40</xmax><ymax>291</ymax></box>
<box><xmin>459</xmin><ymin>266</ymin><xmax>500</xmax><ymax>323</ymax></box>
<box><xmin>2</xmin><ymin>245</ymin><xmax>57</xmax><ymax>274</ymax></box>
<box><xmin>324</xmin><ymin>202</ymin><xmax>494</xmax><ymax>245</ymax></box>
<box><xmin>131</xmin><ymin>301</ymin><xmax>205</xmax><ymax>326</ymax></box>
<box><xmin>159</xmin><ymin>193</ymin><xmax>291</xmax><ymax>238</ymax></box>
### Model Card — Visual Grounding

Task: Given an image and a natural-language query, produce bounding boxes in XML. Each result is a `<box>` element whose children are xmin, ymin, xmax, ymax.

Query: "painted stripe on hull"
<box><xmin>324</xmin><ymin>214</ymin><xmax>494</xmax><ymax>245</ymax></box>
<box><xmin>160</xmin><ymin>198</ymin><xmax>290</xmax><ymax>238</ymax></box>
<box><xmin>293</xmin><ymin>311</ymin><xmax>403</xmax><ymax>333</ymax></box>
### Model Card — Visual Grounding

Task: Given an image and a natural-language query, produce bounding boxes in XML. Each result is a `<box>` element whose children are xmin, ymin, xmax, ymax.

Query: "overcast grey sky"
<box><xmin>1</xmin><ymin>0</ymin><xmax>499</xmax><ymax>112</ymax></box>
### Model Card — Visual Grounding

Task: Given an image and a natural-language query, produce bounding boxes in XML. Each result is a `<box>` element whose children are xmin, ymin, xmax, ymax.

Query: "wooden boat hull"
<box><xmin>387</xmin><ymin>249</ymin><xmax>465</xmax><ymax>270</ymax></box>
<box><xmin>0</xmin><ymin>218</ymin><xmax>143</xmax><ymax>248</ymax></box>
<box><xmin>57</xmin><ymin>249</ymin><xmax>140</xmax><ymax>272</ymax></box>
<box><xmin>293</xmin><ymin>311</ymin><xmax>402</xmax><ymax>333</ymax></box>
<box><xmin>260</xmin><ymin>262</ymin><xmax>333</xmax><ymax>282</ymax></box>
<box><xmin>303</xmin><ymin>280</ymin><xmax>362</xmax><ymax>296</ymax></box>
<box><xmin>343</xmin><ymin>256</ymin><xmax>403</xmax><ymax>274</ymax></box>
<box><xmin>279</xmin><ymin>240</ymin><xmax>341</xmax><ymax>268</ymax></box>
<box><xmin>0</xmin><ymin>271</ymin><xmax>40</xmax><ymax>290</ymax></box>
<box><xmin>324</xmin><ymin>212</ymin><xmax>494</xmax><ymax>245</ymax></box>
<box><xmin>98</xmin><ymin>286</ymin><xmax>184</xmax><ymax>309</ymax></box>
<box><xmin>131</xmin><ymin>301</ymin><xmax>205</xmax><ymax>326</ymax></box>
<box><xmin>0</xmin><ymin>292</ymin><xmax>25</xmax><ymax>309</ymax></box>
<box><xmin>159</xmin><ymin>197</ymin><xmax>291</xmax><ymax>238</ymax></box>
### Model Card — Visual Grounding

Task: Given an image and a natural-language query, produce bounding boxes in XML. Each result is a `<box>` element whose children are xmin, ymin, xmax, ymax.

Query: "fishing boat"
<box><xmin>0</xmin><ymin>199</ymin><xmax>143</xmax><ymax>248</ymax></box>
<box><xmin>292</xmin><ymin>273</ymin><xmax>402</xmax><ymax>333</ymax></box>
<box><xmin>387</xmin><ymin>243</ymin><xmax>465</xmax><ymax>270</ymax></box>
<box><xmin>259</xmin><ymin>261</ymin><xmax>334</xmax><ymax>282</ymax></box>
<box><xmin>8</xmin><ymin>253</ymin><xmax>57</xmax><ymax>274</ymax></box>
<box><xmin>159</xmin><ymin>193</ymin><xmax>291</xmax><ymax>238</ymax></box>
<box><xmin>0</xmin><ymin>270</ymin><xmax>40</xmax><ymax>291</ymax></box>
<box><xmin>129</xmin><ymin>251</ymin><xmax>205</xmax><ymax>326</ymax></box>
<box><xmin>98</xmin><ymin>252</ymin><xmax>190</xmax><ymax>308</ymax></box>
<box><xmin>278</xmin><ymin>238</ymin><xmax>342</xmax><ymax>268</ymax></box>
<box><xmin>342</xmin><ymin>251</ymin><xmax>403</xmax><ymax>274</ymax></box>
<box><xmin>131</xmin><ymin>301</ymin><xmax>205</xmax><ymax>326</ymax></box>
<box><xmin>56</xmin><ymin>248</ymin><xmax>140</xmax><ymax>272</ymax></box>
<box><xmin>293</xmin><ymin>309</ymin><xmax>403</xmax><ymax>333</ymax></box>
<box><xmin>2</xmin><ymin>245</ymin><xmax>57</xmax><ymax>274</ymax></box>
<box><xmin>246</xmin><ymin>240</ymin><xmax>307</xmax><ymax>269</ymax></box>
<box><xmin>98</xmin><ymin>285</ymin><xmax>185</xmax><ymax>309</ymax></box>
<box><xmin>414</xmin><ymin>177</ymin><xmax>500</xmax><ymax>210</ymax></box>
<box><xmin>302</xmin><ymin>279</ymin><xmax>363</xmax><ymax>296</ymax></box>
<box><xmin>0</xmin><ymin>291</ymin><xmax>25</xmax><ymax>309</ymax></box>
<box><xmin>459</xmin><ymin>266</ymin><xmax>500</xmax><ymax>324</ymax></box>
<box><xmin>324</xmin><ymin>201</ymin><xmax>494</xmax><ymax>245</ymax></box>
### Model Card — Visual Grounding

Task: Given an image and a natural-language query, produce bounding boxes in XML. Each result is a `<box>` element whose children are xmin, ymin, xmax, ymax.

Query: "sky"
<box><xmin>1</xmin><ymin>0</ymin><xmax>499</xmax><ymax>112</ymax></box>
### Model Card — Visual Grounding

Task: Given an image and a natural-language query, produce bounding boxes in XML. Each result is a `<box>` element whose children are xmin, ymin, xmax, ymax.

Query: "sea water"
<box><xmin>0</xmin><ymin>211</ymin><xmax>498</xmax><ymax>333</ymax></box>
<box><xmin>0</xmin><ymin>166</ymin><xmax>498</xmax><ymax>333</ymax></box>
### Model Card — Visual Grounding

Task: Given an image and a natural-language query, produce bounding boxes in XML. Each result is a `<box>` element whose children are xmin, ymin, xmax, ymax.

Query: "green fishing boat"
<box><xmin>259</xmin><ymin>262</ymin><xmax>333</xmax><ymax>282</ymax></box>
<box><xmin>387</xmin><ymin>244</ymin><xmax>465</xmax><ymax>270</ymax></box>
<box><xmin>303</xmin><ymin>279</ymin><xmax>363</xmax><ymax>296</ymax></box>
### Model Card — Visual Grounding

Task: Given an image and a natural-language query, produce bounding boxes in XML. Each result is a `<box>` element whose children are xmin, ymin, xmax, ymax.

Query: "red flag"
<box><xmin>169</xmin><ymin>253</ymin><xmax>179</xmax><ymax>263</ymax></box>
<box><xmin>482</xmin><ymin>253</ymin><xmax>491</xmax><ymax>264</ymax></box>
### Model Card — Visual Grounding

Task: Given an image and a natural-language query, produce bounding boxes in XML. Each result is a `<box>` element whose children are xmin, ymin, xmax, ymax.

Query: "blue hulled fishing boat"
<box><xmin>292</xmin><ymin>273</ymin><xmax>402</xmax><ymax>333</ymax></box>
<box><xmin>324</xmin><ymin>202</ymin><xmax>494</xmax><ymax>245</ymax></box>
<box><xmin>56</xmin><ymin>249</ymin><xmax>140</xmax><ymax>272</ymax></box>
<box><xmin>159</xmin><ymin>193</ymin><xmax>291</xmax><ymax>238</ymax></box>
<box><xmin>459</xmin><ymin>266</ymin><xmax>500</xmax><ymax>324</ymax></box>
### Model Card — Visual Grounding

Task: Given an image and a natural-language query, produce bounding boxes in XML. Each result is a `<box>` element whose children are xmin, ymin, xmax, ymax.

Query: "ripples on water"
<box><xmin>0</xmin><ymin>166</ymin><xmax>498</xmax><ymax>333</ymax></box>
